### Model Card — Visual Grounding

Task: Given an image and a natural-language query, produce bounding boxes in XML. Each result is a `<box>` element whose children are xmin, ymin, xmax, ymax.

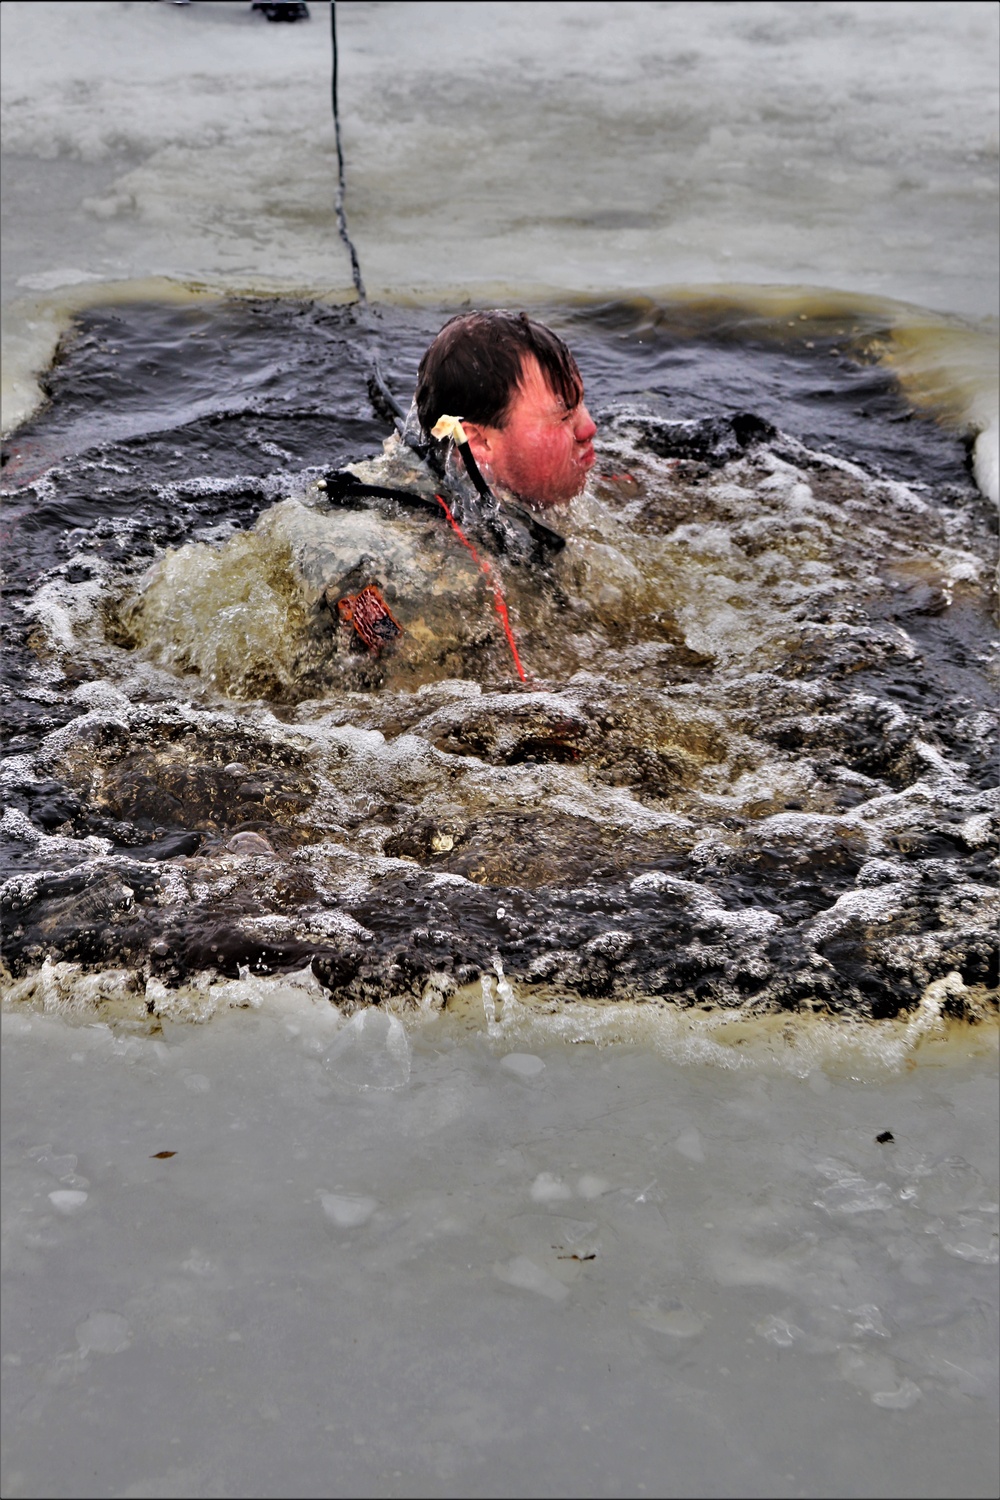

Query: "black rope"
<box><xmin>330</xmin><ymin>2</ymin><xmax>366</xmax><ymax>305</ymax></box>
<box><xmin>325</xmin><ymin>7</ymin><xmax>564</xmax><ymax>569</ymax></box>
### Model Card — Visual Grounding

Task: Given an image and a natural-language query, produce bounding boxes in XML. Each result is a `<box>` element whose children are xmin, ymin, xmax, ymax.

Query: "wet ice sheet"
<box><xmin>2</xmin><ymin>1004</ymin><xmax>997</xmax><ymax>1500</ymax></box>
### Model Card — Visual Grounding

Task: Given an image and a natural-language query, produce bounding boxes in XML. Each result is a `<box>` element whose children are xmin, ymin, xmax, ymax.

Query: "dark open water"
<box><xmin>1</xmin><ymin>297</ymin><xmax>996</xmax><ymax>1025</ymax></box>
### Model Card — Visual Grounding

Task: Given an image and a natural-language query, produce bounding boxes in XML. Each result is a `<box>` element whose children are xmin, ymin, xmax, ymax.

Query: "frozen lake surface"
<box><xmin>2</xmin><ymin>997</ymin><xmax>998</xmax><ymax>1499</ymax></box>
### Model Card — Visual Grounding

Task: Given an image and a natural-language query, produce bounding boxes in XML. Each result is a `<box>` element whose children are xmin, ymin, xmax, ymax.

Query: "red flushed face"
<box><xmin>465</xmin><ymin>356</ymin><xmax>597</xmax><ymax>509</ymax></box>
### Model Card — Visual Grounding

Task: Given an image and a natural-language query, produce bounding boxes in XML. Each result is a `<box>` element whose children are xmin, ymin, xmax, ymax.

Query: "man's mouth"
<box><xmin>579</xmin><ymin>444</ymin><xmax>595</xmax><ymax>470</ymax></box>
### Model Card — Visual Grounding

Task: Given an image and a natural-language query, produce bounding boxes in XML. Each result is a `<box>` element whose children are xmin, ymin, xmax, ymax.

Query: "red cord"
<box><xmin>434</xmin><ymin>495</ymin><xmax>528</xmax><ymax>682</ymax></box>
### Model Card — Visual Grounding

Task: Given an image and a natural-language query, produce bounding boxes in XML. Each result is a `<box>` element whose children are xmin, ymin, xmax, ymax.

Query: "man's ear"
<box><xmin>460</xmin><ymin>422</ymin><xmax>495</xmax><ymax>467</ymax></box>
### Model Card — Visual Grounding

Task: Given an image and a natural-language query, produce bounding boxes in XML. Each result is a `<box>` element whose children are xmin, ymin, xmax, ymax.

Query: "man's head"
<box><xmin>415</xmin><ymin>310</ymin><xmax>596</xmax><ymax>508</ymax></box>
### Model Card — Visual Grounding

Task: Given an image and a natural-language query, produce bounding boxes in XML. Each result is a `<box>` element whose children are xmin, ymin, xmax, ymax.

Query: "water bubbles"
<box><xmin>958</xmin><ymin>812</ymin><xmax>994</xmax><ymax>850</ymax></box>
<box><xmin>226</xmin><ymin>832</ymin><xmax>275</xmax><ymax>858</ymax></box>
<box><xmin>68</xmin><ymin>680</ymin><xmax>130</xmax><ymax>714</ymax></box>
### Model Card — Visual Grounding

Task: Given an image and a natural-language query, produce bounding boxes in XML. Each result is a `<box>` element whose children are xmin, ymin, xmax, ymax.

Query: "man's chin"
<box><xmin>507</xmin><ymin>470</ymin><xmax>588</xmax><ymax>510</ymax></box>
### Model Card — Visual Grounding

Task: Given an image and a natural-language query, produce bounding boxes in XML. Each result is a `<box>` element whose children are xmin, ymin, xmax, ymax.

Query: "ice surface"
<box><xmin>2</xmin><ymin>0</ymin><xmax>997</xmax><ymax>317</ymax></box>
<box><xmin>322</xmin><ymin>1009</ymin><xmax>411</xmax><ymax>1091</ymax></box>
<box><xmin>499</xmin><ymin>1052</ymin><xmax>546</xmax><ymax>1079</ymax></box>
<box><xmin>493</xmin><ymin>1255</ymin><xmax>570</xmax><ymax>1303</ymax></box>
<box><xmin>74</xmin><ymin>1311</ymin><xmax>131</xmax><ymax>1356</ymax></box>
<box><xmin>2</xmin><ymin>1007</ymin><xmax>996</xmax><ymax>1499</ymax></box>
<box><xmin>673</xmin><ymin>1126</ymin><xmax>706</xmax><ymax>1163</ymax></box>
<box><xmin>318</xmin><ymin>1191</ymin><xmax>378</xmax><ymax>1229</ymax></box>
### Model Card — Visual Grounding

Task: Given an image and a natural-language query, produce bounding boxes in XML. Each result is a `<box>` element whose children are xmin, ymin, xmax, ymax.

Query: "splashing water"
<box><xmin>1</xmin><ymin>298</ymin><xmax>995</xmax><ymax>1040</ymax></box>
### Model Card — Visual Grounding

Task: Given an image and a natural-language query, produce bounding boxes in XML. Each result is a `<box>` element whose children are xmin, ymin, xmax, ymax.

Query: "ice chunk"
<box><xmin>181</xmin><ymin>1251</ymin><xmax>214</xmax><ymax>1277</ymax></box>
<box><xmin>835</xmin><ymin>1345</ymin><xmax>919</xmax><ymax>1408</ymax></box>
<box><xmin>48</xmin><ymin>1190</ymin><xmax>88</xmax><ymax>1213</ymax></box>
<box><xmin>323</xmin><ymin>1011</ymin><xmax>410</xmax><ymax>1091</ymax></box>
<box><xmin>871</xmin><ymin>1379</ymin><xmax>922</xmax><ymax>1410</ymax></box>
<box><xmin>75</xmin><ymin>1312</ymin><xmax>131</xmax><ymax>1355</ymax></box>
<box><xmin>817</xmin><ymin>1176</ymin><xmax>893</xmax><ymax>1215</ymax></box>
<box><xmin>530</xmin><ymin>1173</ymin><xmax>573</xmax><ymax>1203</ymax></box>
<box><xmin>493</xmin><ymin>1256</ymin><xmax>570</xmax><ymax>1302</ymax></box>
<box><xmin>673</xmin><ymin>1127</ymin><xmax>706</xmax><ymax>1163</ymax></box>
<box><xmin>500</xmin><ymin>1053</ymin><xmax>546</xmax><ymax>1078</ymax></box>
<box><xmin>30</xmin><ymin>1148</ymin><xmax>89</xmax><ymax>1189</ymax></box>
<box><xmin>503</xmin><ymin>1213</ymin><xmax>599</xmax><ymax>1280</ymax></box>
<box><xmin>755</xmin><ymin>1315</ymin><xmax>806</xmax><ymax>1347</ymax></box>
<box><xmin>939</xmin><ymin>1217</ymin><xmax>999</xmax><ymax>1264</ymax></box>
<box><xmin>319</xmin><ymin>1192</ymin><xmax>378</xmax><ymax>1228</ymax></box>
<box><xmin>849</xmin><ymin>1305</ymin><xmax>892</xmax><ymax>1339</ymax></box>
<box><xmin>906</xmin><ymin>1157</ymin><xmax>988</xmax><ymax>1216</ymax></box>
<box><xmin>632</xmin><ymin>1298</ymin><xmax>704</xmax><ymax>1338</ymax></box>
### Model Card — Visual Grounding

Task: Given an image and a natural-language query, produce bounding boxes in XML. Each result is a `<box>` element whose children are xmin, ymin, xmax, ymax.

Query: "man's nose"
<box><xmin>574</xmin><ymin>405</ymin><xmax>597</xmax><ymax>442</ymax></box>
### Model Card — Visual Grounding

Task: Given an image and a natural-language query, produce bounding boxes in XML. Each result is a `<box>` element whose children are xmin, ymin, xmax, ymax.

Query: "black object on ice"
<box><xmin>252</xmin><ymin>3</ymin><xmax>310</xmax><ymax>21</ymax></box>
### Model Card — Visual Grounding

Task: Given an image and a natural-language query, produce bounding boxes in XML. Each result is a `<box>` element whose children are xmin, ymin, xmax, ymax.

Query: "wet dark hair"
<box><xmin>415</xmin><ymin>310</ymin><xmax>583</xmax><ymax>434</ymax></box>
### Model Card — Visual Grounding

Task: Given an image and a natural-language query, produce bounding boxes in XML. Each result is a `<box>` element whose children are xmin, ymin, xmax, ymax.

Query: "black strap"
<box><xmin>322</xmin><ymin>470</ymin><xmax>566</xmax><ymax>561</ymax></box>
